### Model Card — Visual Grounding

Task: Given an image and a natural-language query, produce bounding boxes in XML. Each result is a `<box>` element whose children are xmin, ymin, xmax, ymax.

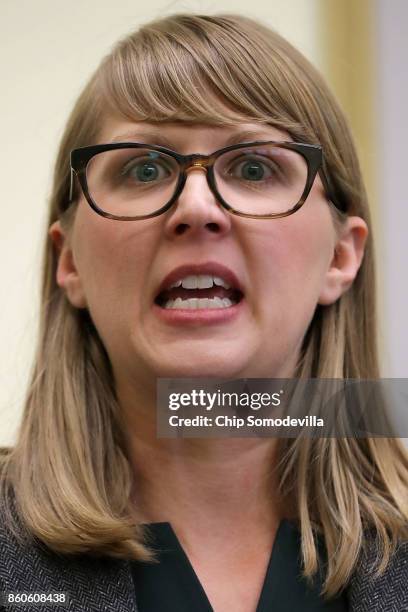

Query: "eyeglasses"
<box><xmin>69</xmin><ymin>140</ymin><xmax>344</xmax><ymax>221</ymax></box>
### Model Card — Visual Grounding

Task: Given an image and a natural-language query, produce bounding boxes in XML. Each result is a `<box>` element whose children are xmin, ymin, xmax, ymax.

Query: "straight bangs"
<box><xmin>96</xmin><ymin>14</ymin><xmax>308</xmax><ymax>135</ymax></box>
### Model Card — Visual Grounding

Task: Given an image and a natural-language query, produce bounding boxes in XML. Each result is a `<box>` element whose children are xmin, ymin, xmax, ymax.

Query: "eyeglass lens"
<box><xmin>85</xmin><ymin>144</ymin><xmax>308</xmax><ymax>217</ymax></box>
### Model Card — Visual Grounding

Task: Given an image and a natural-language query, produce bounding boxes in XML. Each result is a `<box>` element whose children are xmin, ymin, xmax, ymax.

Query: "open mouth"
<box><xmin>155</xmin><ymin>285</ymin><xmax>244</xmax><ymax>310</ymax></box>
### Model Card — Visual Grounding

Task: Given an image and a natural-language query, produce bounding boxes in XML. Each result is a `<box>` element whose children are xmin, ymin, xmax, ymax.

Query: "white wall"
<box><xmin>375</xmin><ymin>0</ymin><xmax>408</xmax><ymax>379</ymax></box>
<box><xmin>0</xmin><ymin>0</ymin><xmax>321</xmax><ymax>445</ymax></box>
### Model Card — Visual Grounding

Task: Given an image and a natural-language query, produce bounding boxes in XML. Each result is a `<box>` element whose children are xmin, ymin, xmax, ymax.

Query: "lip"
<box><xmin>155</xmin><ymin>261</ymin><xmax>245</xmax><ymax>298</ymax></box>
<box><xmin>152</xmin><ymin>297</ymin><xmax>246</xmax><ymax>325</ymax></box>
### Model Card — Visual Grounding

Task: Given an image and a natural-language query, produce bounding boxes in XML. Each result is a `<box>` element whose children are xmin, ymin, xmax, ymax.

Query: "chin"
<box><xmin>153</xmin><ymin>357</ymin><xmax>247</xmax><ymax>380</ymax></box>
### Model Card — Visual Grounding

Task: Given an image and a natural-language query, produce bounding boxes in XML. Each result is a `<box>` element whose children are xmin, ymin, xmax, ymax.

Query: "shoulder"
<box><xmin>0</xmin><ymin>498</ymin><xmax>84</xmax><ymax>592</ymax></box>
<box><xmin>347</xmin><ymin>533</ymin><xmax>408</xmax><ymax>612</ymax></box>
<box><xmin>0</xmin><ymin>499</ymin><xmax>137</xmax><ymax>612</ymax></box>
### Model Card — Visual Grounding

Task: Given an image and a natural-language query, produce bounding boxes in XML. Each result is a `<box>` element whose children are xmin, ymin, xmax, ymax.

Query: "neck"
<box><xmin>118</xmin><ymin>377</ymin><xmax>289</xmax><ymax>537</ymax></box>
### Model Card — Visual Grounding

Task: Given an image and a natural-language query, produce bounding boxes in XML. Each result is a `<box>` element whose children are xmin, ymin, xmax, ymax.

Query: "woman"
<box><xmin>0</xmin><ymin>12</ymin><xmax>407</xmax><ymax>612</ymax></box>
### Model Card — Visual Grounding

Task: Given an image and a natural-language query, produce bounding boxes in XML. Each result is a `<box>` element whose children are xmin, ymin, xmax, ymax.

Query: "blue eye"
<box><xmin>227</xmin><ymin>155</ymin><xmax>279</xmax><ymax>182</ymax></box>
<box><xmin>239</xmin><ymin>160</ymin><xmax>266</xmax><ymax>181</ymax></box>
<box><xmin>134</xmin><ymin>162</ymin><xmax>161</xmax><ymax>182</ymax></box>
<box><xmin>121</xmin><ymin>153</ymin><xmax>173</xmax><ymax>184</ymax></box>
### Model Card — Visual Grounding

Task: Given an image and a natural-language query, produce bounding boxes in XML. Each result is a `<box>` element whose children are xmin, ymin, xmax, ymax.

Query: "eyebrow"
<box><xmin>108</xmin><ymin>129</ymin><xmax>285</xmax><ymax>149</ymax></box>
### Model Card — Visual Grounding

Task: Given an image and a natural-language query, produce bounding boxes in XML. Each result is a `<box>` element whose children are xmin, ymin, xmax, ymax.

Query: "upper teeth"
<box><xmin>168</xmin><ymin>274</ymin><xmax>231</xmax><ymax>290</ymax></box>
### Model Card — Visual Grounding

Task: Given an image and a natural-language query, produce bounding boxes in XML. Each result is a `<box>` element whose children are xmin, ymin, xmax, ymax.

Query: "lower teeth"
<box><xmin>163</xmin><ymin>296</ymin><xmax>235</xmax><ymax>309</ymax></box>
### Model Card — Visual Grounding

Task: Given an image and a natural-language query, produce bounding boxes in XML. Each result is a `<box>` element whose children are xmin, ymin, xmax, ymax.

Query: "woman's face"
<box><xmin>51</xmin><ymin>115</ymin><xmax>366</xmax><ymax>386</ymax></box>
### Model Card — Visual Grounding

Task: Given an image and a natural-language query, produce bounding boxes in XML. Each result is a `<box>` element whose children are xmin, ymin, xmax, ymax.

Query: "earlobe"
<box><xmin>48</xmin><ymin>220</ymin><xmax>88</xmax><ymax>309</ymax></box>
<box><xmin>318</xmin><ymin>216</ymin><xmax>368</xmax><ymax>306</ymax></box>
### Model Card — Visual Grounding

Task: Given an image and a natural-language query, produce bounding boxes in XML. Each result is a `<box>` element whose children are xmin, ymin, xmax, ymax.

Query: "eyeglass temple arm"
<box><xmin>318</xmin><ymin>169</ymin><xmax>346</xmax><ymax>213</ymax></box>
<box><xmin>68</xmin><ymin>168</ymin><xmax>75</xmax><ymax>203</ymax></box>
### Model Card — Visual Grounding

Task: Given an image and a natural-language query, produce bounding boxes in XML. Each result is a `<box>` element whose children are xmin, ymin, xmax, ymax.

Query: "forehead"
<box><xmin>96</xmin><ymin>114</ymin><xmax>292</xmax><ymax>152</ymax></box>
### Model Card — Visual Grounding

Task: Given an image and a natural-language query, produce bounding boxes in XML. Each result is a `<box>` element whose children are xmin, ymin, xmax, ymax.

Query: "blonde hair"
<box><xmin>1</xmin><ymin>13</ymin><xmax>407</xmax><ymax>601</ymax></box>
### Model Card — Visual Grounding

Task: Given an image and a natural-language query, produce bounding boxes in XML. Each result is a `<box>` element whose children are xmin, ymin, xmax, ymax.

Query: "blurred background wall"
<box><xmin>0</xmin><ymin>0</ymin><xmax>406</xmax><ymax>445</ymax></box>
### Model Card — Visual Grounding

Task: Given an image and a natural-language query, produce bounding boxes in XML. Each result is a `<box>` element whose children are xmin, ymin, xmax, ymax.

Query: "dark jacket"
<box><xmin>0</xmin><ymin>511</ymin><xmax>407</xmax><ymax>611</ymax></box>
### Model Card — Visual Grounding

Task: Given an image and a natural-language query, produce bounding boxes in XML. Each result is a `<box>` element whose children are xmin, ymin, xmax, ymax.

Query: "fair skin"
<box><xmin>49</xmin><ymin>115</ymin><xmax>368</xmax><ymax>612</ymax></box>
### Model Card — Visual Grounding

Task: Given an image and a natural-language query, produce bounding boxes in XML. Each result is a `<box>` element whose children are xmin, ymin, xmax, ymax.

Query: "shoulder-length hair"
<box><xmin>1</xmin><ymin>12</ymin><xmax>407</xmax><ymax>601</ymax></box>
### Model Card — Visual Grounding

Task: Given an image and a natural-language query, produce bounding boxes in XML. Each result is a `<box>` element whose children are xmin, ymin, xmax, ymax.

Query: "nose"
<box><xmin>163</xmin><ymin>166</ymin><xmax>232</xmax><ymax>238</ymax></box>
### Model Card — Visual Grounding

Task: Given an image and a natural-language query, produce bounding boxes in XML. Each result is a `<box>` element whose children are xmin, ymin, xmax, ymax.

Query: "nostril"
<box><xmin>174</xmin><ymin>222</ymin><xmax>220</xmax><ymax>235</ymax></box>
<box><xmin>175</xmin><ymin>224</ymin><xmax>188</xmax><ymax>235</ymax></box>
<box><xmin>207</xmin><ymin>222</ymin><xmax>220</xmax><ymax>232</ymax></box>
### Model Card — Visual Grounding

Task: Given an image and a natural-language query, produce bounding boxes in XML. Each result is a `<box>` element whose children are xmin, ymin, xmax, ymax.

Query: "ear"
<box><xmin>48</xmin><ymin>220</ymin><xmax>88</xmax><ymax>308</ymax></box>
<box><xmin>318</xmin><ymin>216</ymin><xmax>369</xmax><ymax>305</ymax></box>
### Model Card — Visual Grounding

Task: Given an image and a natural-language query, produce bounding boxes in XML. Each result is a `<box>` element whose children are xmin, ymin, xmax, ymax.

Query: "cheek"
<box><xmin>72</xmin><ymin>204</ymin><xmax>157</xmax><ymax>321</ymax></box>
<box><xmin>252</xmin><ymin>211</ymin><xmax>335</xmax><ymax>323</ymax></box>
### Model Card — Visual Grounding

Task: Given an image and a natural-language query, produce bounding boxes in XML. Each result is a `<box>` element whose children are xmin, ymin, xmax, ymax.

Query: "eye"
<box><xmin>227</xmin><ymin>155</ymin><xmax>281</xmax><ymax>182</ymax></box>
<box><xmin>121</xmin><ymin>155</ymin><xmax>173</xmax><ymax>183</ymax></box>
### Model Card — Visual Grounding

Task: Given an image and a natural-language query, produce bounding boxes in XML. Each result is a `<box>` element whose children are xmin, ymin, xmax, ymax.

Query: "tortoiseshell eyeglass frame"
<box><xmin>68</xmin><ymin>140</ymin><xmax>345</xmax><ymax>221</ymax></box>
